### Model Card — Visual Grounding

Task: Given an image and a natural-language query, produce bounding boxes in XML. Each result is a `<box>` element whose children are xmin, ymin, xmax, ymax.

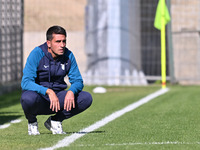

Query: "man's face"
<box><xmin>47</xmin><ymin>34</ymin><xmax>66</xmax><ymax>58</ymax></box>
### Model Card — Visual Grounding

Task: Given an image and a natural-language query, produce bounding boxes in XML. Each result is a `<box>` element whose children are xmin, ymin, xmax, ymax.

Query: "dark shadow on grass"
<box><xmin>0</xmin><ymin>90</ymin><xmax>21</xmax><ymax>109</ymax></box>
<box><xmin>0</xmin><ymin>90</ymin><xmax>22</xmax><ymax>125</ymax></box>
<box><xmin>43</xmin><ymin>131</ymin><xmax>105</xmax><ymax>135</ymax></box>
<box><xmin>65</xmin><ymin>131</ymin><xmax>105</xmax><ymax>134</ymax></box>
<box><xmin>0</xmin><ymin>112</ymin><xmax>22</xmax><ymax>124</ymax></box>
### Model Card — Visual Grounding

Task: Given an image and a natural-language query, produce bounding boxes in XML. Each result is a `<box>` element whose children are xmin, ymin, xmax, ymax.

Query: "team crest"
<box><xmin>61</xmin><ymin>64</ymin><xmax>65</xmax><ymax>70</ymax></box>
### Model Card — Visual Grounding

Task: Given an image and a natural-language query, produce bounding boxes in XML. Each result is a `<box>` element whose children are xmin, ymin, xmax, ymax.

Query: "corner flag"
<box><xmin>154</xmin><ymin>0</ymin><xmax>171</xmax><ymax>30</ymax></box>
<box><xmin>154</xmin><ymin>0</ymin><xmax>171</xmax><ymax>89</ymax></box>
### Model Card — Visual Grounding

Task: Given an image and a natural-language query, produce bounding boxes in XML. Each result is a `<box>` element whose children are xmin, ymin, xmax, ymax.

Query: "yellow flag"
<box><xmin>154</xmin><ymin>0</ymin><xmax>171</xmax><ymax>30</ymax></box>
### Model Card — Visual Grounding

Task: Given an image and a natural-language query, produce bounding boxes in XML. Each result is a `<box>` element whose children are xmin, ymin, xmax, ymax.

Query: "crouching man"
<box><xmin>20</xmin><ymin>25</ymin><xmax>92</xmax><ymax>135</ymax></box>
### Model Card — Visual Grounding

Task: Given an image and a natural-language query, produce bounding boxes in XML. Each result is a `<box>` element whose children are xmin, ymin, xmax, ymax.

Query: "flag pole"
<box><xmin>154</xmin><ymin>0</ymin><xmax>170</xmax><ymax>88</ymax></box>
<box><xmin>161</xmin><ymin>0</ymin><xmax>166</xmax><ymax>89</ymax></box>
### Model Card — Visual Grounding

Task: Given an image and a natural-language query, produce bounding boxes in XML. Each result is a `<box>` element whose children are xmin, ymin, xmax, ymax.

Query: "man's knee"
<box><xmin>85</xmin><ymin>92</ymin><xmax>93</xmax><ymax>107</ymax></box>
<box><xmin>77</xmin><ymin>91</ymin><xmax>93</xmax><ymax>110</ymax></box>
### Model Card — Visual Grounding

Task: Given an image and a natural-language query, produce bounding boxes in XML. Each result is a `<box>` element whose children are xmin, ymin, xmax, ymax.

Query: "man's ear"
<box><xmin>47</xmin><ymin>40</ymin><xmax>51</xmax><ymax>48</ymax></box>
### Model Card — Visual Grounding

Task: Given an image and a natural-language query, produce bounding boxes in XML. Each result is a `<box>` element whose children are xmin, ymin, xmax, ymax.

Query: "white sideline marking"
<box><xmin>0</xmin><ymin>124</ymin><xmax>11</xmax><ymax>129</ymax></box>
<box><xmin>39</xmin><ymin>88</ymin><xmax>169</xmax><ymax>150</ymax></box>
<box><xmin>106</xmin><ymin>141</ymin><xmax>198</xmax><ymax>145</ymax></box>
<box><xmin>76</xmin><ymin>141</ymin><xmax>200</xmax><ymax>147</ymax></box>
<box><xmin>0</xmin><ymin>119</ymin><xmax>22</xmax><ymax>129</ymax></box>
<box><xmin>10</xmin><ymin>119</ymin><xmax>22</xmax><ymax>124</ymax></box>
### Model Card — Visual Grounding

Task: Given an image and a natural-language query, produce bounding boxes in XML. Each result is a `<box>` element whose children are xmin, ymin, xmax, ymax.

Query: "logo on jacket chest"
<box><xmin>61</xmin><ymin>64</ymin><xmax>65</xmax><ymax>70</ymax></box>
<box><xmin>43</xmin><ymin>63</ymin><xmax>68</xmax><ymax>71</ymax></box>
<box><xmin>61</xmin><ymin>63</ymin><xmax>68</xmax><ymax>71</ymax></box>
<box><xmin>44</xmin><ymin>65</ymin><xmax>49</xmax><ymax>68</ymax></box>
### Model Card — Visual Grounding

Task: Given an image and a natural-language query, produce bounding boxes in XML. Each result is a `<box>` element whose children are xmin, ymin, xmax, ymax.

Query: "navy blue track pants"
<box><xmin>20</xmin><ymin>90</ymin><xmax>92</xmax><ymax>123</ymax></box>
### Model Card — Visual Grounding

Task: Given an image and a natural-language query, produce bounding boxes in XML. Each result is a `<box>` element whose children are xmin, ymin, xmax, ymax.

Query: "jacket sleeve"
<box><xmin>67</xmin><ymin>51</ymin><xmax>84</xmax><ymax>94</ymax></box>
<box><xmin>21</xmin><ymin>47</ymin><xmax>48</xmax><ymax>95</ymax></box>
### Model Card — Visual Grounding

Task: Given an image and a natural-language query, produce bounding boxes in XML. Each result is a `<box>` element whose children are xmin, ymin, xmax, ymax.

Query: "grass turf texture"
<box><xmin>0</xmin><ymin>85</ymin><xmax>200</xmax><ymax>150</ymax></box>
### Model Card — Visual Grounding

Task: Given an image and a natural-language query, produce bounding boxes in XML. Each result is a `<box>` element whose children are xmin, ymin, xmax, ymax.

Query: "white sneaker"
<box><xmin>44</xmin><ymin>117</ymin><xmax>66</xmax><ymax>134</ymax></box>
<box><xmin>28</xmin><ymin>122</ymin><xmax>40</xmax><ymax>135</ymax></box>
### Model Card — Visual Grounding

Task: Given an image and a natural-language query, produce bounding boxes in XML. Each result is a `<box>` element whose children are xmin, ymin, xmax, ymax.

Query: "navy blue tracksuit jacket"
<box><xmin>21</xmin><ymin>42</ymin><xmax>83</xmax><ymax>95</ymax></box>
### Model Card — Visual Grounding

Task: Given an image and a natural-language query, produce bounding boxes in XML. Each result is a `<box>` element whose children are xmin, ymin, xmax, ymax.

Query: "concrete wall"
<box><xmin>84</xmin><ymin>0</ymin><xmax>147</xmax><ymax>85</ymax></box>
<box><xmin>171</xmin><ymin>0</ymin><xmax>200</xmax><ymax>84</ymax></box>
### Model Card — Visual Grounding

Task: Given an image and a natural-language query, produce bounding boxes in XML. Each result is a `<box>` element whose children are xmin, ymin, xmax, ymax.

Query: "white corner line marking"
<box><xmin>10</xmin><ymin>119</ymin><xmax>22</xmax><ymax>124</ymax></box>
<box><xmin>39</xmin><ymin>88</ymin><xmax>169</xmax><ymax>150</ymax></box>
<box><xmin>0</xmin><ymin>124</ymin><xmax>11</xmax><ymax>129</ymax></box>
<box><xmin>0</xmin><ymin>119</ymin><xmax>22</xmax><ymax>129</ymax></box>
<box><xmin>76</xmin><ymin>141</ymin><xmax>200</xmax><ymax>147</ymax></box>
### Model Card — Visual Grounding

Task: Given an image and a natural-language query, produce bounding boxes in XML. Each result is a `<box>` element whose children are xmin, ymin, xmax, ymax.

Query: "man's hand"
<box><xmin>46</xmin><ymin>89</ymin><xmax>60</xmax><ymax>112</ymax></box>
<box><xmin>64</xmin><ymin>90</ymin><xmax>75</xmax><ymax>111</ymax></box>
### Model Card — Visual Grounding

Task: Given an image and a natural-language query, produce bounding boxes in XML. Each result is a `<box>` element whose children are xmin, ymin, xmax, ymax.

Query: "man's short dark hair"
<box><xmin>46</xmin><ymin>25</ymin><xmax>67</xmax><ymax>41</ymax></box>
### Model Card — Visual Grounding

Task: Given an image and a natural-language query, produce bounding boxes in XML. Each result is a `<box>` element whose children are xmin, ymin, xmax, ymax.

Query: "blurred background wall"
<box><xmin>84</xmin><ymin>0</ymin><xmax>147</xmax><ymax>85</ymax></box>
<box><xmin>0</xmin><ymin>0</ymin><xmax>23</xmax><ymax>94</ymax></box>
<box><xmin>0</xmin><ymin>0</ymin><xmax>200</xmax><ymax>93</ymax></box>
<box><xmin>171</xmin><ymin>0</ymin><xmax>200</xmax><ymax>84</ymax></box>
<box><xmin>23</xmin><ymin>0</ymin><xmax>87</xmax><ymax>75</ymax></box>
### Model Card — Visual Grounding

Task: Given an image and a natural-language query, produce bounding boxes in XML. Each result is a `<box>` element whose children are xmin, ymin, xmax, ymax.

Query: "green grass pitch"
<box><xmin>1</xmin><ymin>85</ymin><xmax>200</xmax><ymax>150</ymax></box>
